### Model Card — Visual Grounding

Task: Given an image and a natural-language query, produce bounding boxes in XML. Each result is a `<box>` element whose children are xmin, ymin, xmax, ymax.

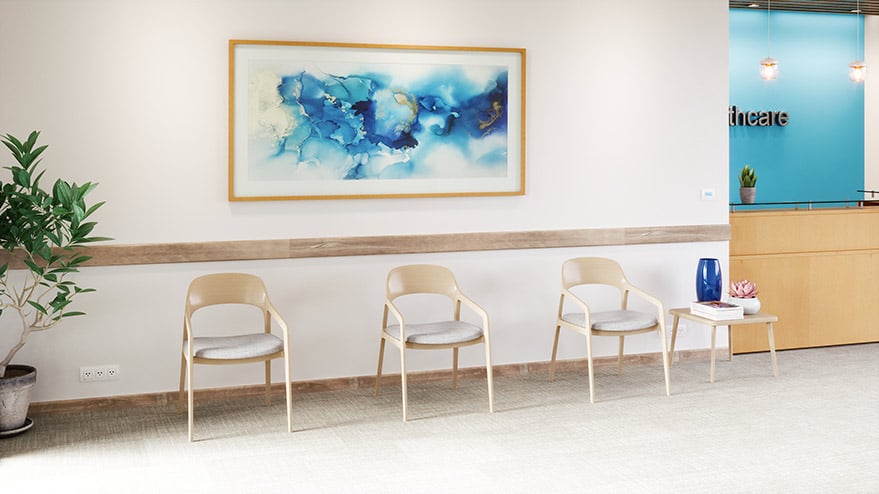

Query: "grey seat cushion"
<box><xmin>385</xmin><ymin>321</ymin><xmax>484</xmax><ymax>345</ymax></box>
<box><xmin>562</xmin><ymin>310</ymin><xmax>658</xmax><ymax>331</ymax></box>
<box><xmin>186</xmin><ymin>333</ymin><xmax>284</xmax><ymax>359</ymax></box>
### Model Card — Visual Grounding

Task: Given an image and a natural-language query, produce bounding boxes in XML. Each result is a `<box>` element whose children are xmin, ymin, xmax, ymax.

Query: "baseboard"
<box><xmin>28</xmin><ymin>348</ymin><xmax>715</xmax><ymax>415</ymax></box>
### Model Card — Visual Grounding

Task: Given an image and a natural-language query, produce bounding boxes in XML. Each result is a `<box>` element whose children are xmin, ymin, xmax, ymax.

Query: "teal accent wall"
<box><xmin>730</xmin><ymin>10</ymin><xmax>864</xmax><ymax>204</ymax></box>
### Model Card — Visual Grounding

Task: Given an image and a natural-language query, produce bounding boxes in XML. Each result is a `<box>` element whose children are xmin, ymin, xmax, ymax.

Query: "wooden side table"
<box><xmin>668</xmin><ymin>308</ymin><xmax>779</xmax><ymax>383</ymax></box>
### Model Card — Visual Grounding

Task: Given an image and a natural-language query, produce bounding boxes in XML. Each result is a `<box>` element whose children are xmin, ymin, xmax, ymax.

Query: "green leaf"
<box><xmin>74</xmin><ymin>182</ymin><xmax>97</xmax><ymax>202</ymax></box>
<box><xmin>61</xmin><ymin>311</ymin><xmax>86</xmax><ymax>318</ymax></box>
<box><xmin>79</xmin><ymin>236</ymin><xmax>112</xmax><ymax>243</ymax></box>
<box><xmin>50</xmin><ymin>297</ymin><xmax>72</xmax><ymax>311</ymax></box>
<box><xmin>32</xmin><ymin>169</ymin><xmax>46</xmax><ymax>189</ymax></box>
<box><xmin>12</xmin><ymin>167</ymin><xmax>31</xmax><ymax>187</ymax></box>
<box><xmin>27</xmin><ymin>300</ymin><xmax>48</xmax><ymax>315</ymax></box>
<box><xmin>72</xmin><ymin>203</ymin><xmax>86</xmax><ymax>221</ymax></box>
<box><xmin>23</xmin><ymin>258</ymin><xmax>45</xmax><ymax>275</ymax></box>
<box><xmin>74</xmin><ymin>222</ymin><xmax>97</xmax><ymax>238</ymax></box>
<box><xmin>44</xmin><ymin>229</ymin><xmax>61</xmax><ymax>246</ymax></box>
<box><xmin>85</xmin><ymin>201</ymin><xmax>106</xmax><ymax>217</ymax></box>
<box><xmin>1</xmin><ymin>134</ymin><xmax>25</xmax><ymax>159</ymax></box>
<box><xmin>23</xmin><ymin>131</ymin><xmax>39</xmax><ymax>152</ymax></box>
<box><xmin>28</xmin><ymin>144</ymin><xmax>48</xmax><ymax>166</ymax></box>
<box><xmin>48</xmin><ymin>267</ymin><xmax>77</xmax><ymax>274</ymax></box>
<box><xmin>53</xmin><ymin>180</ymin><xmax>73</xmax><ymax>206</ymax></box>
<box><xmin>69</xmin><ymin>255</ymin><xmax>93</xmax><ymax>265</ymax></box>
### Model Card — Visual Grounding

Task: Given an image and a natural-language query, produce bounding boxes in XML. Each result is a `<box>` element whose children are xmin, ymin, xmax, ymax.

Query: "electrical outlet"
<box><xmin>80</xmin><ymin>365</ymin><xmax>120</xmax><ymax>383</ymax></box>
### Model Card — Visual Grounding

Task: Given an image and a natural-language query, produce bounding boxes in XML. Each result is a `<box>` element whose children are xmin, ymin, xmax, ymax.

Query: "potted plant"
<box><xmin>738</xmin><ymin>164</ymin><xmax>757</xmax><ymax>204</ymax></box>
<box><xmin>0</xmin><ymin>131</ymin><xmax>108</xmax><ymax>435</ymax></box>
<box><xmin>729</xmin><ymin>279</ymin><xmax>761</xmax><ymax>315</ymax></box>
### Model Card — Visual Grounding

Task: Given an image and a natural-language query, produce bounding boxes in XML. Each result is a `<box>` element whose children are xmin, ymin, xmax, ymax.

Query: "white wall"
<box><xmin>0</xmin><ymin>0</ymin><xmax>730</xmax><ymax>402</ymax></box>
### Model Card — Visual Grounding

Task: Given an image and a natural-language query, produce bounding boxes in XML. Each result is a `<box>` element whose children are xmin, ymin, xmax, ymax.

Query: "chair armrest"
<box><xmin>266</xmin><ymin>302</ymin><xmax>291</xmax><ymax>339</ymax></box>
<box><xmin>182</xmin><ymin>314</ymin><xmax>194</xmax><ymax>357</ymax></box>
<box><xmin>623</xmin><ymin>283</ymin><xmax>666</xmax><ymax>325</ymax></box>
<box><xmin>457</xmin><ymin>295</ymin><xmax>490</xmax><ymax>333</ymax></box>
<box><xmin>385</xmin><ymin>299</ymin><xmax>406</xmax><ymax>340</ymax></box>
<box><xmin>561</xmin><ymin>287</ymin><xmax>592</xmax><ymax>315</ymax></box>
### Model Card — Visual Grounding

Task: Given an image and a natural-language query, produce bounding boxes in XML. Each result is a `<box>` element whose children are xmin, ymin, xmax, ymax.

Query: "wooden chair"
<box><xmin>375</xmin><ymin>264</ymin><xmax>494</xmax><ymax>421</ymax></box>
<box><xmin>550</xmin><ymin>257</ymin><xmax>670</xmax><ymax>402</ymax></box>
<box><xmin>178</xmin><ymin>273</ymin><xmax>292</xmax><ymax>441</ymax></box>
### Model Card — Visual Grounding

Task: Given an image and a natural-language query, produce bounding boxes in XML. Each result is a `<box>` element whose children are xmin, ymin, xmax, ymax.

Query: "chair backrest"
<box><xmin>386</xmin><ymin>264</ymin><xmax>460</xmax><ymax>301</ymax></box>
<box><xmin>562</xmin><ymin>257</ymin><xmax>628</xmax><ymax>290</ymax></box>
<box><xmin>186</xmin><ymin>273</ymin><xmax>269</xmax><ymax>313</ymax></box>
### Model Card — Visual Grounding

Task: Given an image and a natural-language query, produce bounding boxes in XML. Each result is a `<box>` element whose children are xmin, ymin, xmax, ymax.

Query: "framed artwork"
<box><xmin>228</xmin><ymin>40</ymin><xmax>525</xmax><ymax>201</ymax></box>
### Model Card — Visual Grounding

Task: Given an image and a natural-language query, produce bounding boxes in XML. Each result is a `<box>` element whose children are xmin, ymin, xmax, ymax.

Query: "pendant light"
<box><xmin>760</xmin><ymin>0</ymin><xmax>778</xmax><ymax>80</ymax></box>
<box><xmin>849</xmin><ymin>0</ymin><xmax>866</xmax><ymax>82</ymax></box>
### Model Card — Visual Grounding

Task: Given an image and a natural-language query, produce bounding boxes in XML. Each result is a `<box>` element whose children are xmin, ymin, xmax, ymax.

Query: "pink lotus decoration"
<box><xmin>730</xmin><ymin>279</ymin><xmax>758</xmax><ymax>298</ymax></box>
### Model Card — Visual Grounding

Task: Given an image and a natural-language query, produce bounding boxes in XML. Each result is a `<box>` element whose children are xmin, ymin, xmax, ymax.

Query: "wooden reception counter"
<box><xmin>729</xmin><ymin>207</ymin><xmax>879</xmax><ymax>353</ymax></box>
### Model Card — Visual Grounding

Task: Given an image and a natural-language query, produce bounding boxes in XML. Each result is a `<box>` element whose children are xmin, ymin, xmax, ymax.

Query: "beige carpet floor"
<box><xmin>2</xmin><ymin>343</ymin><xmax>878</xmax><ymax>493</ymax></box>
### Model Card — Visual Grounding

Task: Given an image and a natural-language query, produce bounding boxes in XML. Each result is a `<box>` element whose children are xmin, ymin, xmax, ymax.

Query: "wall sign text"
<box><xmin>729</xmin><ymin>105</ymin><xmax>789</xmax><ymax>127</ymax></box>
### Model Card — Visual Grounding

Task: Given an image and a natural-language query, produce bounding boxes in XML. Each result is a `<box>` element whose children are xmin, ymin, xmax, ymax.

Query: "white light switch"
<box><xmin>701</xmin><ymin>188</ymin><xmax>715</xmax><ymax>201</ymax></box>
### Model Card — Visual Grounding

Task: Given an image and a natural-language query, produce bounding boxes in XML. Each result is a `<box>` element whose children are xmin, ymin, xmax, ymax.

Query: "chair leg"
<box><xmin>375</xmin><ymin>338</ymin><xmax>386</xmax><ymax>397</ymax></box>
<box><xmin>484</xmin><ymin>341</ymin><xmax>494</xmax><ymax>413</ymax></box>
<box><xmin>187</xmin><ymin>359</ymin><xmax>195</xmax><ymax>442</ymax></box>
<box><xmin>178</xmin><ymin>354</ymin><xmax>186</xmax><ymax>413</ymax></box>
<box><xmin>264</xmin><ymin>360</ymin><xmax>272</xmax><ymax>407</ymax></box>
<box><xmin>284</xmin><ymin>352</ymin><xmax>293</xmax><ymax>433</ymax></box>
<box><xmin>617</xmin><ymin>336</ymin><xmax>625</xmax><ymax>375</ymax></box>
<box><xmin>586</xmin><ymin>332</ymin><xmax>596</xmax><ymax>404</ymax></box>
<box><xmin>452</xmin><ymin>347</ymin><xmax>459</xmax><ymax>390</ymax></box>
<box><xmin>400</xmin><ymin>346</ymin><xmax>409</xmax><ymax>422</ymax></box>
<box><xmin>659</xmin><ymin>325</ymin><xmax>671</xmax><ymax>397</ymax></box>
<box><xmin>549</xmin><ymin>324</ymin><xmax>562</xmax><ymax>381</ymax></box>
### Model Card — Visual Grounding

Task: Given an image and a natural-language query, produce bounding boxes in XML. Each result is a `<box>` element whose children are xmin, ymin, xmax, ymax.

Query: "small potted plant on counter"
<box><xmin>738</xmin><ymin>165</ymin><xmax>757</xmax><ymax>204</ymax></box>
<box><xmin>728</xmin><ymin>279</ymin><xmax>760</xmax><ymax>315</ymax></box>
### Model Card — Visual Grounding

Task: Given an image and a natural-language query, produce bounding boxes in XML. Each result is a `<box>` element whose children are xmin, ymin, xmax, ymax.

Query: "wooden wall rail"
<box><xmin>0</xmin><ymin>224</ymin><xmax>729</xmax><ymax>268</ymax></box>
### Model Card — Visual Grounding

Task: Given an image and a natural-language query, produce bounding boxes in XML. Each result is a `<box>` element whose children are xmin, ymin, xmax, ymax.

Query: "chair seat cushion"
<box><xmin>186</xmin><ymin>333</ymin><xmax>284</xmax><ymax>359</ymax></box>
<box><xmin>562</xmin><ymin>310</ymin><xmax>658</xmax><ymax>331</ymax></box>
<box><xmin>385</xmin><ymin>321</ymin><xmax>484</xmax><ymax>345</ymax></box>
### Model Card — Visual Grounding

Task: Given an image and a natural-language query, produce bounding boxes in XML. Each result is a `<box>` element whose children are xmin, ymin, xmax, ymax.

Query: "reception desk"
<box><xmin>729</xmin><ymin>207</ymin><xmax>879</xmax><ymax>353</ymax></box>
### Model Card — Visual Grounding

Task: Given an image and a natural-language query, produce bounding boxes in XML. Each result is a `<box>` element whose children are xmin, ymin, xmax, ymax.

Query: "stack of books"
<box><xmin>690</xmin><ymin>300</ymin><xmax>744</xmax><ymax>320</ymax></box>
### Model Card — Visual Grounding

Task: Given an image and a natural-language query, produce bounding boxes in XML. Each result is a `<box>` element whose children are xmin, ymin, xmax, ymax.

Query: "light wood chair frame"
<box><xmin>375</xmin><ymin>264</ymin><xmax>494</xmax><ymax>421</ymax></box>
<box><xmin>549</xmin><ymin>257</ymin><xmax>671</xmax><ymax>403</ymax></box>
<box><xmin>178</xmin><ymin>273</ymin><xmax>293</xmax><ymax>442</ymax></box>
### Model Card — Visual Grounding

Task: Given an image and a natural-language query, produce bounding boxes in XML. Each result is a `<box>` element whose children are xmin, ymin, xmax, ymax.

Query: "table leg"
<box><xmin>669</xmin><ymin>316</ymin><xmax>680</xmax><ymax>366</ymax></box>
<box><xmin>728</xmin><ymin>326</ymin><xmax>733</xmax><ymax>361</ymax></box>
<box><xmin>767</xmin><ymin>322</ymin><xmax>778</xmax><ymax>377</ymax></box>
<box><xmin>710</xmin><ymin>325</ymin><xmax>717</xmax><ymax>383</ymax></box>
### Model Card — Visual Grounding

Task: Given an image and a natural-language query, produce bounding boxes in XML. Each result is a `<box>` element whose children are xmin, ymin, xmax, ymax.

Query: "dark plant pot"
<box><xmin>740</xmin><ymin>187</ymin><xmax>757</xmax><ymax>204</ymax></box>
<box><xmin>0</xmin><ymin>364</ymin><xmax>36</xmax><ymax>432</ymax></box>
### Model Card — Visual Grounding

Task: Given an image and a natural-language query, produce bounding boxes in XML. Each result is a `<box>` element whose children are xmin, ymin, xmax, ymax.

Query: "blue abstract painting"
<box><xmin>230</xmin><ymin>42</ymin><xmax>524</xmax><ymax>200</ymax></box>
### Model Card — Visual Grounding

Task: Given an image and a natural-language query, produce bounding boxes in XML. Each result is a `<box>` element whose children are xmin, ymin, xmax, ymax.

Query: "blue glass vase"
<box><xmin>696</xmin><ymin>258</ymin><xmax>722</xmax><ymax>302</ymax></box>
